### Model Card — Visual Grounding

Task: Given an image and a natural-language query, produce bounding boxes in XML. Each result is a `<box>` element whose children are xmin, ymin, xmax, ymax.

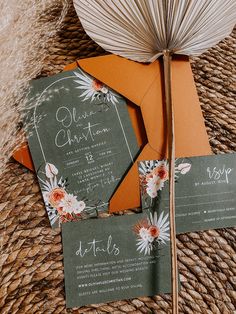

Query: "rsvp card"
<box><xmin>139</xmin><ymin>153</ymin><xmax>236</xmax><ymax>233</ymax></box>
<box><xmin>25</xmin><ymin>68</ymin><xmax>139</xmax><ymax>228</ymax></box>
<box><xmin>62</xmin><ymin>212</ymin><xmax>172</xmax><ymax>308</ymax></box>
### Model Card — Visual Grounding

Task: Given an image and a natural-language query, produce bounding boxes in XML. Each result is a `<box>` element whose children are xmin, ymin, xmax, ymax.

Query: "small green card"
<box><xmin>139</xmin><ymin>153</ymin><xmax>236</xmax><ymax>233</ymax></box>
<box><xmin>62</xmin><ymin>212</ymin><xmax>171</xmax><ymax>308</ymax></box>
<box><xmin>25</xmin><ymin>68</ymin><xmax>139</xmax><ymax>228</ymax></box>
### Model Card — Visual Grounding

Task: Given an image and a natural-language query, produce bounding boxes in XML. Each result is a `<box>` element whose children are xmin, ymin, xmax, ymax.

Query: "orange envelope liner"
<box><xmin>13</xmin><ymin>55</ymin><xmax>212</xmax><ymax>212</ymax></box>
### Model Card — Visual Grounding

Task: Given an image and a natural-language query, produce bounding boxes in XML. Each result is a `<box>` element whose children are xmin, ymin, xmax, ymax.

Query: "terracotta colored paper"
<box><xmin>13</xmin><ymin>55</ymin><xmax>212</xmax><ymax>212</ymax></box>
<box><xmin>13</xmin><ymin>144</ymin><xmax>34</xmax><ymax>172</ymax></box>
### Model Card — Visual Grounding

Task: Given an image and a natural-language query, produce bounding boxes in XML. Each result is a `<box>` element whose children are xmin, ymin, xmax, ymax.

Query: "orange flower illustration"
<box><xmin>92</xmin><ymin>79</ymin><xmax>104</xmax><ymax>91</ymax></box>
<box><xmin>48</xmin><ymin>188</ymin><xmax>66</xmax><ymax>208</ymax></box>
<box><xmin>148</xmin><ymin>225</ymin><xmax>160</xmax><ymax>238</ymax></box>
<box><xmin>134</xmin><ymin>211</ymin><xmax>170</xmax><ymax>255</ymax></box>
<box><xmin>153</xmin><ymin>164</ymin><xmax>169</xmax><ymax>181</ymax></box>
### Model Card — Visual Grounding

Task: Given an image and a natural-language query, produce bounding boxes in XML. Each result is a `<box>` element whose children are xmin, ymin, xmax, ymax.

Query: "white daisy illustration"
<box><xmin>59</xmin><ymin>194</ymin><xmax>85</xmax><ymax>214</ymax></box>
<box><xmin>76</xmin><ymin>200</ymin><xmax>86</xmax><ymax>214</ymax></box>
<box><xmin>74</xmin><ymin>70</ymin><xmax>119</xmax><ymax>104</ymax></box>
<box><xmin>148</xmin><ymin>211</ymin><xmax>170</xmax><ymax>244</ymax></box>
<box><xmin>134</xmin><ymin>211</ymin><xmax>170</xmax><ymax>255</ymax></box>
<box><xmin>146</xmin><ymin>174</ymin><xmax>164</xmax><ymax>198</ymax></box>
<box><xmin>136</xmin><ymin>227</ymin><xmax>155</xmax><ymax>255</ymax></box>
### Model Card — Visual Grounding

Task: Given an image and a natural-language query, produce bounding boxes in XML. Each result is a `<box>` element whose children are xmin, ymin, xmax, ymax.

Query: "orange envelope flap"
<box><xmin>78</xmin><ymin>55</ymin><xmax>158</xmax><ymax>107</ymax></box>
<box><xmin>78</xmin><ymin>55</ymin><xmax>211</xmax><ymax>157</ymax></box>
<box><xmin>108</xmin><ymin>143</ymin><xmax>161</xmax><ymax>212</ymax></box>
<box><xmin>77</xmin><ymin>55</ymin><xmax>212</xmax><ymax>211</ymax></box>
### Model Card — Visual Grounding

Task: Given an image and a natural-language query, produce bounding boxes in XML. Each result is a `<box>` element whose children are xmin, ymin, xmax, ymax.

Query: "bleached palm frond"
<box><xmin>74</xmin><ymin>0</ymin><xmax>236</xmax><ymax>62</ymax></box>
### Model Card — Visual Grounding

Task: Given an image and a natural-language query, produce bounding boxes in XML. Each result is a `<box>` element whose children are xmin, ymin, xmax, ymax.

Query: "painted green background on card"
<box><xmin>26</xmin><ymin>68</ymin><xmax>139</xmax><ymax>227</ymax></box>
<box><xmin>141</xmin><ymin>154</ymin><xmax>236</xmax><ymax>233</ymax></box>
<box><xmin>62</xmin><ymin>213</ymin><xmax>171</xmax><ymax>308</ymax></box>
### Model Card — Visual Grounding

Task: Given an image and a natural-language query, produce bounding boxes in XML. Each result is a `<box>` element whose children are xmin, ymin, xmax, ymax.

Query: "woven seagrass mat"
<box><xmin>0</xmin><ymin>3</ymin><xmax>236</xmax><ymax>314</ymax></box>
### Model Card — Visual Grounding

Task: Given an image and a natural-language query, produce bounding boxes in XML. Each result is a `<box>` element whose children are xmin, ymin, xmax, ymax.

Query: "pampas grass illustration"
<box><xmin>0</xmin><ymin>0</ymin><xmax>68</xmax><ymax>175</ymax></box>
<box><xmin>73</xmin><ymin>0</ymin><xmax>236</xmax><ymax>312</ymax></box>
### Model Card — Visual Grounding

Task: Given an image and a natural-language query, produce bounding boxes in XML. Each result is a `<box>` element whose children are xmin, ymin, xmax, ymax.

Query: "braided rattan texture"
<box><xmin>0</xmin><ymin>4</ymin><xmax>235</xmax><ymax>314</ymax></box>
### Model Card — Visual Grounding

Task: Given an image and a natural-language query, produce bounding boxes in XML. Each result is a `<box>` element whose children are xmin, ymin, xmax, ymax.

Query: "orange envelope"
<box><xmin>13</xmin><ymin>55</ymin><xmax>212</xmax><ymax>212</ymax></box>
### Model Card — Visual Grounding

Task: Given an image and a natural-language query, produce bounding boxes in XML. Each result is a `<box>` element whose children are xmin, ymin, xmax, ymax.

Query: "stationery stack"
<box><xmin>0</xmin><ymin>1</ymin><xmax>235</xmax><ymax>313</ymax></box>
<box><xmin>16</xmin><ymin>58</ymin><xmax>236</xmax><ymax>309</ymax></box>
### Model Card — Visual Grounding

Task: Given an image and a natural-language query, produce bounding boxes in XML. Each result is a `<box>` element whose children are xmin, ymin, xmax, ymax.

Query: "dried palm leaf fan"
<box><xmin>73</xmin><ymin>0</ymin><xmax>236</xmax><ymax>312</ymax></box>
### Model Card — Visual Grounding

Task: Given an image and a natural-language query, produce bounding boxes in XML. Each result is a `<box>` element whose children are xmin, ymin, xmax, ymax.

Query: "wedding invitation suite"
<box><xmin>25</xmin><ymin>67</ymin><xmax>236</xmax><ymax>308</ymax></box>
<box><xmin>62</xmin><ymin>212</ymin><xmax>172</xmax><ymax>308</ymax></box>
<box><xmin>25</xmin><ymin>68</ymin><xmax>139</xmax><ymax>228</ymax></box>
<box><xmin>139</xmin><ymin>153</ymin><xmax>236</xmax><ymax>233</ymax></box>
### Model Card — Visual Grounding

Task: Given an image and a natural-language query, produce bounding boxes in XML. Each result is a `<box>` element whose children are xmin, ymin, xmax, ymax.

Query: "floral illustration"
<box><xmin>59</xmin><ymin>194</ymin><xmax>86</xmax><ymax>215</ymax></box>
<box><xmin>45</xmin><ymin>162</ymin><xmax>58</xmax><ymax>178</ymax></box>
<box><xmin>39</xmin><ymin>162</ymin><xmax>100</xmax><ymax>227</ymax></box>
<box><xmin>175</xmin><ymin>162</ymin><xmax>192</xmax><ymax>175</ymax></box>
<box><xmin>139</xmin><ymin>159</ymin><xmax>191</xmax><ymax>200</ymax></box>
<box><xmin>139</xmin><ymin>160</ymin><xmax>169</xmax><ymax>199</ymax></box>
<box><xmin>133</xmin><ymin>211</ymin><xmax>170</xmax><ymax>255</ymax></box>
<box><xmin>74</xmin><ymin>70</ymin><xmax>119</xmax><ymax>105</ymax></box>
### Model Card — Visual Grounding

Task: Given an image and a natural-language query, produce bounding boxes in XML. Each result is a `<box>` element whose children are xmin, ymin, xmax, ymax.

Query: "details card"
<box><xmin>139</xmin><ymin>153</ymin><xmax>236</xmax><ymax>233</ymax></box>
<box><xmin>25</xmin><ymin>68</ymin><xmax>139</xmax><ymax>228</ymax></box>
<box><xmin>62</xmin><ymin>212</ymin><xmax>171</xmax><ymax>308</ymax></box>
